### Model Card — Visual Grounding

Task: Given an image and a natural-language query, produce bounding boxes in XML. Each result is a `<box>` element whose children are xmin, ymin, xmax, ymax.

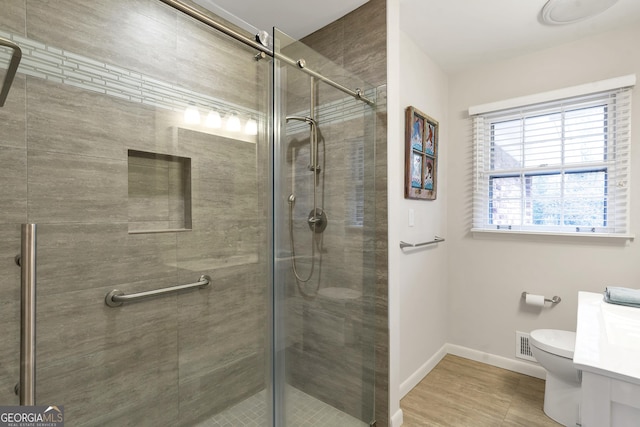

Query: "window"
<box><xmin>348</xmin><ymin>137</ymin><xmax>365</xmax><ymax>227</ymax></box>
<box><xmin>472</xmin><ymin>83</ymin><xmax>633</xmax><ymax>236</ymax></box>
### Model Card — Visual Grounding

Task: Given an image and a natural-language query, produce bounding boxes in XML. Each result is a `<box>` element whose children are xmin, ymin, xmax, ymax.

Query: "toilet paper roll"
<box><xmin>525</xmin><ymin>293</ymin><xmax>545</xmax><ymax>307</ymax></box>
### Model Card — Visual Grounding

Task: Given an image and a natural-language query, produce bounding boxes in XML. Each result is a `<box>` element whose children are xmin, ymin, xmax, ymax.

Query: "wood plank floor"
<box><xmin>400</xmin><ymin>354</ymin><xmax>562</xmax><ymax>426</ymax></box>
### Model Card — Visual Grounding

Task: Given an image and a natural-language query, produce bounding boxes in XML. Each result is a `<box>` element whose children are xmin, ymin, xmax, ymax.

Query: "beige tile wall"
<box><xmin>0</xmin><ymin>1</ymin><xmax>269</xmax><ymax>426</ymax></box>
<box><xmin>297</xmin><ymin>0</ymin><xmax>388</xmax><ymax>425</ymax></box>
<box><xmin>282</xmin><ymin>109</ymin><xmax>377</xmax><ymax>421</ymax></box>
<box><xmin>0</xmin><ymin>0</ymin><xmax>28</xmax><ymax>409</ymax></box>
<box><xmin>278</xmin><ymin>0</ymin><xmax>387</xmax><ymax>421</ymax></box>
<box><xmin>0</xmin><ymin>1</ymin><xmax>385</xmax><ymax>426</ymax></box>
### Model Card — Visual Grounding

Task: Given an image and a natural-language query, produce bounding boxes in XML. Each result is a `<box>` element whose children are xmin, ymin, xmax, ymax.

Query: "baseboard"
<box><xmin>399</xmin><ymin>344</ymin><xmax>448</xmax><ymax>398</ymax></box>
<box><xmin>446</xmin><ymin>343</ymin><xmax>546</xmax><ymax>380</ymax></box>
<box><xmin>390</xmin><ymin>408</ymin><xmax>403</xmax><ymax>427</ymax></box>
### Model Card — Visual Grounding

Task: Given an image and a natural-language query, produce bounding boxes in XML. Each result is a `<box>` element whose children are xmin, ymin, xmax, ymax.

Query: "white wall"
<box><xmin>397</xmin><ymin>30</ymin><xmax>449</xmax><ymax>386</ymax></box>
<box><xmin>447</xmin><ymin>24</ymin><xmax>640</xmax><ymax>362</ymax></box>
<box><xmin>386</xmin><ymin>2</ymin><xmax>402</xmax><ymax>423</ymax></box>
<box><xmin>388</xmin><ymin>9</ymin><xmax>640</xmax><ymax>427</ymax></box>
<box><xmin>388</xmin><ymin>0</ymin><xmax>449</xmax><ymax>422</ymax></box>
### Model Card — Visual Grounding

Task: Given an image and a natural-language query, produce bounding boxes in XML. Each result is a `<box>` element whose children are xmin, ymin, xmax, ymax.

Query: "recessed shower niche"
<box><xmin>127</xmin><ymin>149</ymin><xmax>192</xmax><ymax>233</ymax></box>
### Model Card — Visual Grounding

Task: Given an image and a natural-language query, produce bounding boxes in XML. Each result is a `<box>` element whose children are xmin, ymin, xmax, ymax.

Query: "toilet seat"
<box><xmin>530</xmin><ymin>329</ymin><xmax>575</xmax><ymax>359</ymax></box>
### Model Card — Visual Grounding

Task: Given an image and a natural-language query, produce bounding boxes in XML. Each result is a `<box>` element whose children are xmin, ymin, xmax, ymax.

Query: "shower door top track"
<box><xmin>158</xmin><ymin>0</ymin><xmax>375</xmax><ymax>106</ymax></box>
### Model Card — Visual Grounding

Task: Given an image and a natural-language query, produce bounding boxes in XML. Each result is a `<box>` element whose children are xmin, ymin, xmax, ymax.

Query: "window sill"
<box><xmin>471</xmin><ymin>228</ymin><xmax>634</xmax><ymax>242</ymax></box>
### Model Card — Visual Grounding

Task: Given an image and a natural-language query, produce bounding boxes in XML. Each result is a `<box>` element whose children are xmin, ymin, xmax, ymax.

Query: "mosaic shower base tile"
<box><xmin>196</xmin><ymin>386</ymin><xmax>368</xmax><ymax>427</ymax></box>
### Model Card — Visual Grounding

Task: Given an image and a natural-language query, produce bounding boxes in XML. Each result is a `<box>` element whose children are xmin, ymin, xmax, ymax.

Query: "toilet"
<box><xmin>529</xmin><ymin>329</ymin><xmax>581</xmax><ymax>427</ymax></box>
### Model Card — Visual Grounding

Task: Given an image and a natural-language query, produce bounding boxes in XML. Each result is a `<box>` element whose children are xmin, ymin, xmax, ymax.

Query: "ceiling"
<box><xmin>401</xmin><ymin>0</ymin><xmax>640</xmax><ymax>73</ymax></box>
<box><xmin>193</xmin><ymin>0</ymin><xmax>370</xmax><ymax>40</ymax></box>
<box><xmin>194</xmin><ymin>0</ymin><xmax>640</xmax><ymax>74</ymax></box>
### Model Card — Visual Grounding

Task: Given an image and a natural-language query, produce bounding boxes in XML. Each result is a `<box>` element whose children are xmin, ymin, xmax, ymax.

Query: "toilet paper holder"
<box><xmin>521</xmin><ymin>292</ymin><xmax>561</xmax><ymax>304</ymax></box>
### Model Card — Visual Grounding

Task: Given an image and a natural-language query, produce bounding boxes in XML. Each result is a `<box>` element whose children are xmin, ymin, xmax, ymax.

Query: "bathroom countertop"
<box><xmin>573</xmin><ymin>291</ymin><xmax>640</xmax><ymax>385</ymax></box>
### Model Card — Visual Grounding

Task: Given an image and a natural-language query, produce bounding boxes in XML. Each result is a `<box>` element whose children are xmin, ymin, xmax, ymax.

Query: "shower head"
<box><xmin>285</xmin><ymin>115</ymin><xmax>317</xmax><ymax>126</ymax></box>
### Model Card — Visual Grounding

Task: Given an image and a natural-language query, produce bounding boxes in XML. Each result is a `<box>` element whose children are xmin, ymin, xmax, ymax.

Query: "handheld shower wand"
<box><xmin>285</xmin><ymin>76</ymin><xmax>327</xmax><ymax>289</ymax></box>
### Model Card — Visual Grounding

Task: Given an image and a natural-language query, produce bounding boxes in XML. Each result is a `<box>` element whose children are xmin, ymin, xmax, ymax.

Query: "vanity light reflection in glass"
<box><xmin>244</xmin><ymin>117</ymin><xmax>258</xmax><ymax>135</ymax></box>
<box><xmin>205</xmin><ymin>110</ymin><xmax>222</xmax><ymax>128</ymax></box>
<box><xmin>184</xmin><ymin>104</ymin><xmax>201</xmax><ymax>124</ymax></box>
<box><xmin>226</xmin><ymin>112</ymin><xmax>241</xmax><ymax>132</ymax></box>
<box><xmin>182</xmin><ymin>106</ymin><xmax>257</xmax><ymax>136</ymax></box>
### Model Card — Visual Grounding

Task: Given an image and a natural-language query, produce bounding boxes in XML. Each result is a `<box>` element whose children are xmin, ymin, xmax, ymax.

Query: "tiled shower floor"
<box><xmin>195</xmin><ymin>386</ymin><xmax>368</xmax><ymax>427</ymax></box>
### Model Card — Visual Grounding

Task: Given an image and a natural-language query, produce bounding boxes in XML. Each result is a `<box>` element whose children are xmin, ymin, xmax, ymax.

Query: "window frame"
<box><xmin>470</xmin><ymin>79</ymin><xmax>634</xmax><ymax>238</ymax></box>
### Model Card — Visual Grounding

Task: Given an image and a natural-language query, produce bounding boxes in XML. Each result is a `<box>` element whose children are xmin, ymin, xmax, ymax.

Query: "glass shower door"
<box><xmin>272</xmin><ymin>28</ymin><xmax>377</xmax><ymax>427</ymax></box>
<box><xmin>0</xmin><ymin>1</ymin><xmax>271</xmax><ymax>425</ymax></box>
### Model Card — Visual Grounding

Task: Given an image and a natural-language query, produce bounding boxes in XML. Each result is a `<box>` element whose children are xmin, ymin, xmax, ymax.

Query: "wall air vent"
<box><xmin>515</xmin><ymin>331</ymin><xmax>537</xmax><ymax>362</ymax></box>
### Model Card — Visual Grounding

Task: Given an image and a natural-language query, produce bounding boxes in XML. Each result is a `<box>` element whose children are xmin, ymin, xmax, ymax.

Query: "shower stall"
<box><xmin>0</xmin><ymin>1</ymin><xmax>377</xmax><ymax>426</ymax></box>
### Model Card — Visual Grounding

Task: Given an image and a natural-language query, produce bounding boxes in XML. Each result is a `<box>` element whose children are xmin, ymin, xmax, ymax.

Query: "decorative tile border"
<box><xmin>285</xmin><ymin>87</ymin><xmax>377</xmax><ymax>134</ymax></box>
<box><xmin>0</xmin><ymin>29</ymin><xmax>259</xmax><ymax>119</ymax></box>
<box><xmin>0</xmin><ymin>30</ymin><xmax>376</xmax><ymax>134</ymax></box>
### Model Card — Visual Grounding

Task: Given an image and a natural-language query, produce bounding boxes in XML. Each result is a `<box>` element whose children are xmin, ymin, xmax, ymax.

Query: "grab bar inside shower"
<box><xmin>0</xmin><ymin>37</ymin><xmax>22</xmax><ymax>107</ymax></box>
<box><xmin>105</xmin><ymin>275</ymin><xmax>211</xmax><ymax>307</ymax></box>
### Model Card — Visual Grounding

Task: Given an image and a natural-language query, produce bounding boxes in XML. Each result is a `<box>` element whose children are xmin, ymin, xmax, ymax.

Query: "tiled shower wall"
<box><xmin>281</xmin><ymin>96</ymin><xmax>377</xmax><ymax>423</ymax></box>
<box><xmin>268</xmin><ymin>0</ymin><xmax>388</xmax><ymax>422</ymax></box>
<box><xmin>300</xmin><ymin>1</ymin><xmax>388</xmax><ymax>425</ymax></box>
<box><xmin>0</xmin><ymin>1</ymin><xmax>268</xmax><ymax>426</ymax></box>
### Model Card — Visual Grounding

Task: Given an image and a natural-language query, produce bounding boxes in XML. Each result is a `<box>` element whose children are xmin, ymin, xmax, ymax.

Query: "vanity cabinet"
<box><xmin>574</xmin><ymin>292</ymin><xmax>640</xmax><ymax>427</ymax></box>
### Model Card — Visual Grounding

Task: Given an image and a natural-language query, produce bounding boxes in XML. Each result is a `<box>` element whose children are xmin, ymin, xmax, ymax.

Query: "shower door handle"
<box><xmin>19</xmin><ymin>224</ymin><xmax>37</xmax><ymax>405</ymax></box>
<box><xmin>0</xmin><ymin>37</ymin><xmax>22</xmax><ymax>107</ymax></box>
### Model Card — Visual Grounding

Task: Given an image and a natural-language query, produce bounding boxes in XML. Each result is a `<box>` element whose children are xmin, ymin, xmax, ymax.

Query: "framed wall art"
<box><xmin>405</xmin><ymin>106</ymin><xmax>438</xmax><ymax>200</ymax></box>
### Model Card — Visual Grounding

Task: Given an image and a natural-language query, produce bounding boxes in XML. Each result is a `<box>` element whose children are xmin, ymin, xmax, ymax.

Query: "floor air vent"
<box><xmin>515</xmin><ymin>331</ymin><xmax>537</xmax><ymax>362</ymax></box>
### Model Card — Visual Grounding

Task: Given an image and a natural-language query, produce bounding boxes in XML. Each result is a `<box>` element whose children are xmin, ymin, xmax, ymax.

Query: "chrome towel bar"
<box><xmin>0</xmin><ymin>37</ymin><xmax>22</xmax><ymax>107</ymax></box>
<box><xmin>400</xmin><ymin>236</ymin><xmax>445</xmax><ymax>249</ymax></box>
<box><xmin>105</xmin><ymin>275</ymin><xmax>211</xmax><ymax>307</ymax></box>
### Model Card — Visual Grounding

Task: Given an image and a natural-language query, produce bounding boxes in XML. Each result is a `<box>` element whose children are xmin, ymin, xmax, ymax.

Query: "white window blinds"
<box><xmin>471</xmin><ymin>85</ymin><xmax>633</xmax><ymax>236</ymax></box>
